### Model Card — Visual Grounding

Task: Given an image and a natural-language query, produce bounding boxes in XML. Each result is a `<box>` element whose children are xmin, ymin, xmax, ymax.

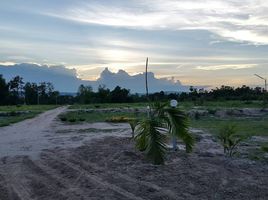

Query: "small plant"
<box><xmin>218</xmin><ymin>124</ymin><xmax>246</xmax><ymax>157</ymax></box>
<box><xmin>128</xmin><ymin>119</ymin><xmax>138</xmax><ymax>138</ymax></box>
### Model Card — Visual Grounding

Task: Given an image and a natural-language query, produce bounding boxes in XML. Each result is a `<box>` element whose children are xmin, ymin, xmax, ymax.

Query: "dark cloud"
<box><xmin>0</xmin><ymin>63</ymin><xmax>190</xmax><ymax>93</ymax></box>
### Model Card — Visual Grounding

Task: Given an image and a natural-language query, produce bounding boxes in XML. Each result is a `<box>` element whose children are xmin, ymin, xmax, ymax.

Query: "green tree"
<box><xmin>110</xmin><ymin>86</ymin><xmax>130</xmax><ymax>103</ymax></box>
<box><xmin>77</xmin><ymin>84</ymin><xmax>93</xmax><ymax>104</ymax></box>
<box><xmin>8</xmin><ymin>76</ymin><xmax>24</xmax><ymax>104</ymax></box>
<box><xmin>24</xmin><ymin>82</ymin><xmax>38</xmax><ymax>104</ymax></box>
<box><xmin>0</xmin><ymin>75</ymin><xmax>9</xmax><ymax>105</ymax></box>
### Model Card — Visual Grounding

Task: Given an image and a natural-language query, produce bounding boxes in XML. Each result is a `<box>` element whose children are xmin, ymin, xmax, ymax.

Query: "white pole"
<box><xmin>170</xmin><ymin>99</ymin><xmax>178</xmax><ymax>151</ymax></box>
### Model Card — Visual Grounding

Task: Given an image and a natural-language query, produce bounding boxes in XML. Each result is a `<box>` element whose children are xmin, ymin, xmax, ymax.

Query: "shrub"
<box><xmin>79</xmin><ymin>118</ymin><xmax>86</xmax><ymax>121</ymax></box>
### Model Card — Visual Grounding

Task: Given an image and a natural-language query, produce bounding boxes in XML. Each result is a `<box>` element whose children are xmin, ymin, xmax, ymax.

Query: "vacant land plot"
<box><xmin>0</xmin><ymin>104</ymin><xmax>267</xmax><ymax>199</ymax></box>
<box><xmin>0</xmin><ymin>136</ymin><xmax>267</xmax><ymax>200</ymax></box>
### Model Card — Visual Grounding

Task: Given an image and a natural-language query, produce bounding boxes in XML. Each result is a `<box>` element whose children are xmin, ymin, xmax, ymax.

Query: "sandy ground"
<box><xmin>0</xmin><ymin>107</ymin><xmax>267</xmax><ymax>200</ymax></box>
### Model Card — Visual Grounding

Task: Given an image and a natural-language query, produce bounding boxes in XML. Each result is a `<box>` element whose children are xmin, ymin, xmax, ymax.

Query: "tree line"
<box><xmin>0</xmin><ymin>75</ymin><xmax>64</xmax><ymax>105</ymax></box>
<box><xmin>1</xmin><ymin>74</ymin><xmax>267</xmax><ymax>105</ymax></box>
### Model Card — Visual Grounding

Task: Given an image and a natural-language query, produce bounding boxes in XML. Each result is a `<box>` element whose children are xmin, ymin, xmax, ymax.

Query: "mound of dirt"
<box><xmin>0</xmin><ymin>136</ymin><xmax>267</xmax><ymax>200</ymax></box>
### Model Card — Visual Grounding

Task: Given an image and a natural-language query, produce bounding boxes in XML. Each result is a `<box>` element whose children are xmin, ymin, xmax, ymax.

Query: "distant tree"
<box><xmin>8</xmin><ymin>76</ymin><xmax>24</xmax><ymax>104</ymax></box>
<box><xmin>0</xmin><ymin>75</ymin><xmax>9</xmax><ymax>105</ymax></box>
<box><xmin>97</xmin><ymin>85</ymin><xmax>110</xmax><ymax>103</ymax></box>
<box><xmin>110</xmin><ymin>86</ymin><xmax>131</xmax><ymax>103</ymax></box>
<box><xmin>24</xmin><ymin>82</ymin><xmax>38</xmax><ymax>104</ymax></box>
<box><xmin>77</xmin><ymin>84</ymin><xmax>93</xmax><ymax>104</ymax></box>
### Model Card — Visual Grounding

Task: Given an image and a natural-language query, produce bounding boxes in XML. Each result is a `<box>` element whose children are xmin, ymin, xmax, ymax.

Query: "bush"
<box><xmin>79</xmin><ymin>118</ymin><xmax>86</xmax><ymax>121</ymax></box>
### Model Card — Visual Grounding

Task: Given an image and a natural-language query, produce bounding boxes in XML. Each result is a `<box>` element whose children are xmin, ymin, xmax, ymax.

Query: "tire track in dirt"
<box><xmin>68</xmin><ymin>157</ymin><xmax>181</xmax><ymax>200</ymax></box>
<box><xmin>42</xmin><ymin>151</ymin><xmax>182</xmax><ymax>200</ymax></box>
<box><xmin>0</xmin><ymin>156</ymin><xmax>68</xmax><ymax>200</ymax></box>
<box><xmin>40</xmin><ymin>152</ymin><xmax>145</xmax><ymax>200</ymax></box>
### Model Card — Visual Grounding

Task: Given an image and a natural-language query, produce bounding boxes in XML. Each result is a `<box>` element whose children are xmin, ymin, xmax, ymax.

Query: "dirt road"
<box><xmin>0</xmin><ymin>106</ymin><xmax>69</xmax><ymax>158</ymax></box>
<box><xmin>0</xmin><ymin>107</ymin><xmax>130</xmax><ymax>159</ymax></box>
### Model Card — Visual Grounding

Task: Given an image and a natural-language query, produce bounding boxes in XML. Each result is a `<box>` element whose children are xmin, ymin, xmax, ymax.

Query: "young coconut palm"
<box><xmin>134</xmin><ymin>102</ymin><xmax>194</xmax><ymax>165</ymax></box>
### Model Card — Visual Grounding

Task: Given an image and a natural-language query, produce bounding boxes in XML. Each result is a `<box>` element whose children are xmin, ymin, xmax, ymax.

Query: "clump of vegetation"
<box><xmin>134</xmin><ymin>102</ymin><xmax>194</xmax><ymax>165</ymax></box>
<box><xmin>68</xmin><ymin>118</ymin><xmax>77</xmax><ymax>123</ymax></box>
<box><xmin>128</xmin><ymin>118</ymin><xmax>138</xmax><ymax>138</ymax></box>
<box><xmin>218</xmin><ymin>124</ymin><xmax>247</xmax><ymax>157</ymax></box>
<box><xmin>106</xmin><ymin>116</ymin><xmax>133</xmax><ymax>123</ymax></box>
<box><xmin>78</xmin><ymin>118</ymin><xmax>86</xmax><ymax>121</ymax></box>
<box><xmin>59</xmin><ymin>116</ymin><xmax>67</xmax><ymax>121</ymax></box>
<box><xmin>208</xmin><ymin>108</ymin><xmax>217</xmax><ymax>115</ymax></box>
<box><xmin>261</xmin><ymin>144</ymin><xmax>268</xmax><ymax>153</ymax></box>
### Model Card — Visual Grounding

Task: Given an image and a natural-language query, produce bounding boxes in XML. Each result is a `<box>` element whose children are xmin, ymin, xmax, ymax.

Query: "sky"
<box><xmin>0</xmin><ymin>0</ymin><xmax>268</xmax><ymax>88</ymax></box>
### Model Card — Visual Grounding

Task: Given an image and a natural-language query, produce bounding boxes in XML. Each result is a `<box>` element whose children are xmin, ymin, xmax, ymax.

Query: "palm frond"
<box><xmin>164</xmin><ymin>108</ymin><xmax>194</xmax><ymax>153</ymax></box>
<box><xmin>135</xmin><ymin>118</ymin><xmax>167</xmax><ymax>164</ymax></box>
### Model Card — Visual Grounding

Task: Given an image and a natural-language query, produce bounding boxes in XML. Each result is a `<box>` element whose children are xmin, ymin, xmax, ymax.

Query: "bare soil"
<box><xmin>0</xmin><ymin>107</ymin><xmax>267</xmax><ymax>200</ymax></box>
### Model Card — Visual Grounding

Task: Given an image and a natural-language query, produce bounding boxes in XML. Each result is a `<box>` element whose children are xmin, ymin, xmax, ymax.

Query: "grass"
<box><xmin>61</xmin><ymin>111</ymin><xmax>268</xmax><ymax>137</ymax></box>
<box><xmin>70</xmin><ymin>100</ymin><xmax>265</xmax><ymax>111</ymax></box>
<box><xmin>0</xmin><ymin>105</ymin><xmax>59</xmax><ymax>127</ymax></box>
<box><xmin>59</xmin><ymin>110</ymin><xmax>146</xmax><ymax>123</ymax></box>
<box><xmin>69</xmin><ymin>102</ymin><xmax>147</xmax><ymax>109</ymax></box>
<box><xmin>190</xmin><ymin>115</ymin><xmax>268</xmax><ymax>137</ymax></box>
<box><xmin>0</xmin><ymin>105</ymin><xmax>59</xmax><ymax>112</ymax></box>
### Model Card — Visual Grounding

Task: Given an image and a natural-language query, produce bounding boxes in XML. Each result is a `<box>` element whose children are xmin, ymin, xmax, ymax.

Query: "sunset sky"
<box><xmin>0</xmin><ymin>0</ymin><xmax>268</xmax><ymax>87</ymax></box>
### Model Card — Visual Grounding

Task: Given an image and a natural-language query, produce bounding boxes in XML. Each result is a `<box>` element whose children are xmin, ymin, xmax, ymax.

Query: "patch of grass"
<box><xmin>190</xmin><ymin>115</ymin><xmax>268</xmax><ymax>137</ymax></box>
<box><xmin>0</xmin><ymin>112</ymin><xmax>39</xmax><ymax>127</ymax></box>
<box><xmin>69</xmin><ymin>103</ymin><xmax>147</xmax><ymax>110</ymax></box>
<box><xmin>261</xmin><ymin>143</ymin><xmax>268</xmax><ymax>153</ymax></box>
<box><xmin>0</xmin><ymin>105</ymin><xmax>59</xmax><ymax>127</ymax></box>
<box><xmin>0</xmin><ymin>105</ymin><xmax>58</xmax><ymax>112</ymax></box>
<box><xmin>59</xmin><ymin>110</ymin><xmax>146</xmax><ymax>123</ymax></box>
<box><xmin>69</xmin><ymin>100</ymin><xmax>264</xmax><ymax>112</ymax></box>
<box><xmin>105</xmin><ymin>116</ymin><xmax>134</xmax><ymax>123</ymax></box>
<box><xmin>78</xmin><ymin>128</ymin><xmax>118</xmax><ymax>133</ymax></box>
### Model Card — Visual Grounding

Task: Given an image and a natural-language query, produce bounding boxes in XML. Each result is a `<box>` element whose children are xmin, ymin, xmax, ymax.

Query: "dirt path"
<box><xmin>0</xmin><ymin>107</ymin><xmax>68</xmax><ymax>158</ymax></box>
<box><xmin>0</xmin><ymin>107</ymin><xmax>131</xmax><ymax>159</ymax></box>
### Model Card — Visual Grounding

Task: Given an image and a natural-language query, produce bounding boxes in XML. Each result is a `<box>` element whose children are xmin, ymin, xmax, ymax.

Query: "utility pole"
<box><xmin>254</xmin><ymin>74</ymin><xmax>267</xmax><ymax>92</ymax></box>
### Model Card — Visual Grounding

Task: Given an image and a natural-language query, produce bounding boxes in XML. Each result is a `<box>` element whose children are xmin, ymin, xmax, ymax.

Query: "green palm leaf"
<box><xmin>134</xmin><ymin>102</ymin><xmax>194</xmax><ymax>164</ymax></box>
<box><xmin>164</xmin><ymin>107</ymin><xmax>194</xmax><ymax>153</ymax></box>
<box><xmin>135</xmin><ymin>118</ymin><xmax>167</xmax><ymax>164</ymax></box>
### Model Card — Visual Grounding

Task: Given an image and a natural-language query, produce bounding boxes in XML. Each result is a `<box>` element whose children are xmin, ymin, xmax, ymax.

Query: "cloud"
<box><xmin>41</xmin><ymin>0</ymin><xmax>268</xmax><ymax>45</ymax></box>
<box><xmin>0</xmin><ymin>63</ymin><xmax>191</xmax><ymax>93</ymax></box>
<box><xmin>196</xmin><ymin>64</ymin><xmax>258</xmax><ymax>70</ymax></box>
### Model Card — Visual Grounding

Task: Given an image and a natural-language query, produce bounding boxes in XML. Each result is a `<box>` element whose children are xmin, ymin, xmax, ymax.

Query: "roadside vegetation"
<box><xmin>0</xmin><ymin>105</ymin><xmax>59</xmax><ymax>126</ymax></box>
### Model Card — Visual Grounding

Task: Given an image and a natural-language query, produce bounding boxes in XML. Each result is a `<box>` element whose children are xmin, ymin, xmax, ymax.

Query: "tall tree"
<box><xmin>0</xmin><ymin>75</ymin><xmax>9</xmax><ymax>105</ymax></box>
<box><xmin>8</xmin><ymin>76</ymin><xmax>24</xmax><ymax>105</ymax></box>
